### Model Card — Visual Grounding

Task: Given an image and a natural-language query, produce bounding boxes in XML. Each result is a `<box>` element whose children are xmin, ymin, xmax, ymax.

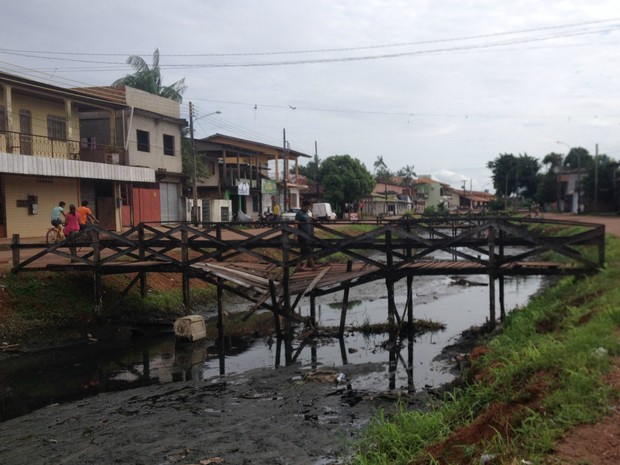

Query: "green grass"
<box><xmin>0</xmin><ymin>272</ymin><xmax>218</xmax><ymax>341</ymax></box>
<box><xmin>351</xmin><ymin>236</ymin><xmax>620</xmax><ymax>465</ymax></box>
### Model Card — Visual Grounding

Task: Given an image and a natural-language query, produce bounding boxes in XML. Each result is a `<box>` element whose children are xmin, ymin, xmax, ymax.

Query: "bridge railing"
<box><xmin>11</xmin><ymin>216</ymin><xmax>605</xmax><ymax>276</ymax></box>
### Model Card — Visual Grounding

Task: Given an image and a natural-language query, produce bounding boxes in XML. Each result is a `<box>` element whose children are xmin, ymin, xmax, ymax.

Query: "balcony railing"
<box><xmin>0</xmin><ymin>131</ymin><xmax>126</xmax><ymax>165</ymax></box>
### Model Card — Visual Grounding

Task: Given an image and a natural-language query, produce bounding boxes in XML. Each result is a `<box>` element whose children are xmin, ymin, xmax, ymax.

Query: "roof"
<box><xmin>203</xmin><ymin>134</ymin><xmax>312</xmax><ymax>159</ymax></box>
<box><xmin>372</xmin><ymin>181</ymin><xmax>408</xmax><ymax>194</ymax></box>
<box><xmin>0</xmin><ymin>71</ymin><xmax>126</xmax><ymax>111</ymax></box>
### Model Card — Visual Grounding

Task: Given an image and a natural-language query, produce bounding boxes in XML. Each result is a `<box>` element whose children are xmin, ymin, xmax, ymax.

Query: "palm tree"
<box><xmin>397</xmin><ymin>164</ymin><xmax>417</xmax><ymax>209</ymax></box>
<box><xmin>112</xmin><ymin>49</ymin><xmax>186</xmax><ymax>102</ymax></box>
<box><xmin>373</xmin><ymin>155</ymin><xmax>387</xmax><ymax>173</ymax></box>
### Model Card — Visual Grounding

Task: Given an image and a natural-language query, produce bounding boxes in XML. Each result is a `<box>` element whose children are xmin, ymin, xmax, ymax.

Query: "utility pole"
<box><xmin>189</xmin><ymin>102</ymin><xmax>198</xmax><ymax>226</ymax></box>
<box><xmin>577</xmin><ymin>149</ymin><xmax>582</xmax><ymax>214</ymax></box>
<box><xmin>314</xmin><ymin>141</ymin><xmax>320</xmax><ymax>201</ymax></box>
<box><xmin>594</xmin><ymin>143</ymin><xmax>599</xmax><ymax>212</ymax></box>
<box><xmin>282</xmin><ymin>129</ymin><xmax>288</xmax><ymax>210</ymax></box>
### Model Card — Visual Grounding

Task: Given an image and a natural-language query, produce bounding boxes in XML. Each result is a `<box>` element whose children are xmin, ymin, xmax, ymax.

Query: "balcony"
<box><xmin>0</xmin><ymin>131</ymin><xmax>126</xmax><ymax>165</ymax></box>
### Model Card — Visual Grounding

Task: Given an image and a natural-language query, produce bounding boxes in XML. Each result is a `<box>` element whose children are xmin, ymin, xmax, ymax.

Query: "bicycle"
<box><xmin>46</xmin><ymin>224</ymin><xmax>65</xmax><ymax>245</ymax></box>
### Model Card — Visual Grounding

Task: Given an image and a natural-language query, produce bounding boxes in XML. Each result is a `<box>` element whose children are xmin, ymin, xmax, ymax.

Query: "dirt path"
<box><xmin>541</xmin><ymin>213</ymin><xmax>620</xmax><ymax>237</ymax></box>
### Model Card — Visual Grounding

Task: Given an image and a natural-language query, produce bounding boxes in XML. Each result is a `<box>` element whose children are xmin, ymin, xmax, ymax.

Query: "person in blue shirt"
<box><xmin>295</xmin><ymin>201</ymin><xmax>316</xmax><ymax>270</ymax></box>
<box><xmin>51</xmin><ymin>201</ymin><xmax>66</xmax><ymax>228</ymax></box>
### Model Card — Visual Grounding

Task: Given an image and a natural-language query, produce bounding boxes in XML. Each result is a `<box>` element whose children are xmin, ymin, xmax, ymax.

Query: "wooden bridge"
<box><xmin>11</xmin><ymin>216</ymin><xmax>605</xmax><ymax>348</ymax></box>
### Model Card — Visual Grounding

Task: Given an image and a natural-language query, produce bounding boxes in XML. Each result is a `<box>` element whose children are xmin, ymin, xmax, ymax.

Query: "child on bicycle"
<box><xmin>50</xmin><ymin>201</ymin><xmax>66</xmax><ymax>229</ymax></box>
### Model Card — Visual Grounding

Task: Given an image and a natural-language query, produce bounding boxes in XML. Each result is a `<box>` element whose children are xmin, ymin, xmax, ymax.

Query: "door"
<box><xmin>160</xmin><ymin>182</ymin><xmax>180</xmax><ymax>223</ymax></box>
<box><xmin>19</xmin><ymin>110</ymin><xmax>32</xmax><ymax>155</ymax></box>
<box><xmin>97</xmin><ymin>197</ymin><xmax>116</xmax><ymax>230</ymax></box>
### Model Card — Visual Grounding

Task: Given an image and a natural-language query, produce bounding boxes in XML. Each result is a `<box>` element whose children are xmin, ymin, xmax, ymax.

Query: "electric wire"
<box><xmin>0</xmin><ymin>22</ymin><xmax>617</xmax><ymax>69</ymax></box>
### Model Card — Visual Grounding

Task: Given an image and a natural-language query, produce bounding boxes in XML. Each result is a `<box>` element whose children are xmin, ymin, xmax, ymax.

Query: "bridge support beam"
<box><xmin>338</xmin><ymin>260</ymin><xmax>353</xmax><ymax>337</ymax></box>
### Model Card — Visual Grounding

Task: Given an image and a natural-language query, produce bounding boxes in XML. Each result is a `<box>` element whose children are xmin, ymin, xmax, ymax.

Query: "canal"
<box><xmin>0</xmin><ymin>273</ymin><xmax>542</xmax><ymax>422</ymax></box>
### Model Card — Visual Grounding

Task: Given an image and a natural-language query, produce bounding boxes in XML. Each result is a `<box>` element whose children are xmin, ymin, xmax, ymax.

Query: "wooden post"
<box><xmin>488</xmin><ymin>224</ymin><xmax>496</xmax><ymax>324</ymax></box>
<box><xmin>499</xmin><ymin>228</ymin><xmax>505</xmax><ymax>319</ymax></box>
<box><xmin>138</xmin><ymin>224</ymin><xmax>146</xmax><ymax>298</ymax></box>
<box><xmin>94</xmin><ymin>271</ymin><xmax>102</xmax><ymax>315</ymax></box>
<box><xmin>385</xmin><ymin>229</ymin><xmax>396</xmax><ymax>328</ymax></box>
<box><xmin>406</xmin><ymin>274</ymin><xmax>415</xmax><ymax>392</ymax></box>
<box><xmin>339</xmin><ymin>337</ymin><xmax>348</xmax><ymax>365</ymax></box>
<box><xmin>310</xmin><ymin>294</ymin><xmax>316</xmax><ymax>328</ymax></box>
<box><xmin>216</xmin><ymin>224</ymin><xmax>225</xmax><ymax>373</ymax></box>
<box><xmin>281</xmin><ymin>227</ymin><xmax>292</xmax><ymax>364</ymax></box>
<box><xmin>11</xmin><ymin>234</ymin><xmax>19</xmax><ymax>269</ymax></box>
<box><xmin>270</xmin><ymin>280</ymin><xmax>281</xmax><ymax>336</ymax></box>
<box><xmin>181</xmin><ymin>228</ymin><xmax>190</xmax><ymax>310</ymax></box>
<box><xmin>338</xmin><ymin>260</ymin><xmax>353</xmax><ymax>337</ymax></box>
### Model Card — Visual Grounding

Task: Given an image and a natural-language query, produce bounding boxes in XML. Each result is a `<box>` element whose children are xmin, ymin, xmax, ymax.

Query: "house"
<box><xmin>78</xmin><ymin>86</ymin><xmax>187</xmax><ymax>226</ymax></box>
<box><xmin>193</xmin><ymin>134</ymin><xmax>311</xmax><ymax>220</ymax></box>
<box><xmin>414</xmin><ymin>176</ymin><xmax>448</xmax><ymax>212</ymax></box>
<box><xmin>558</xmin><ymin>168</ymin><xmax>587</xmax><ymax>214</ymax></box>
<box><xmin>443</xmin><ymin>186</ymin><xmax>495</xmax><ymax>212</ymax></box>
<box><xmin>0</xmin><ymin>71</ymin><xmax>155</xmax><ymax>238</ymax></box>
<box><xmin>363</xmin><ymin>181</ymin><xmax>413</xmax><ymax>217</ymax></box>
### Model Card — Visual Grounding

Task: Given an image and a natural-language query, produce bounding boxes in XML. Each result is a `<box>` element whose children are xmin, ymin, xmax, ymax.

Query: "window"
<box><xmin>0</xmin><ymin>106</ymin><xmax>5</xmax><ymax>133</ymax></box>
<box><xmin>137</xmin><ymin>130</ymin><xmax>150</xmax><ymax>152</ymax></box>
<box><xmin>47</xmin><ymin>115</ymin><xmax>67</xmax><ymax>140</ymax></box>
<box><xmin>163</xmin><ymin>134</ymin><xmax>175</xmax><ymax>156</ymax></box>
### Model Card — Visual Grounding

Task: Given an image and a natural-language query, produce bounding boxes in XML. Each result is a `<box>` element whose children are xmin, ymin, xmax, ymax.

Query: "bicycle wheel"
<box><xmin>46</xmin><ymin>228</ymin><xmax>61</xmax><ymax>245</ymax></box>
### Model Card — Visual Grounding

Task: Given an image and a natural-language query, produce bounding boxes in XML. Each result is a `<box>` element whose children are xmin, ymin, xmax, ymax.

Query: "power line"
<box><xmin>0</xmin><ymin>18</ymin><xmax>616</xmax><ymax>58</ymax></box>
<box><xmin>1</xmin><ymin>22</ymin><xmax>617</xmax><ymax>69</ymax></box>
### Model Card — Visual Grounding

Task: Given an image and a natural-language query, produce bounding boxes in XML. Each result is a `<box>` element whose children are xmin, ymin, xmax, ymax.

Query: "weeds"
<box><xmin>352</xmin><ymin>236</ymin><xmax>620</xmax><ymax>465</ymax></box>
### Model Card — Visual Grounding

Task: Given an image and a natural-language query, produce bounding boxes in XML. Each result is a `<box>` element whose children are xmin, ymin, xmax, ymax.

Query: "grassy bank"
<box><xmin>353</xmin><ymin>235</ymin><xmax>620</xmax><ymax>465</ymax></box>
<box><xmin>0</xmin><ymin>272</ymin><xmax>216</xmax><ymax>345</ymax></box>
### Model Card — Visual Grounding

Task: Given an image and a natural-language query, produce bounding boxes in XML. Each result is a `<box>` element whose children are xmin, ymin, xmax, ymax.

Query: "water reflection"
<box><xmin>0</xmin><ymin>275</ymin><xmax>541</xmax><ymax>422</ymax></box>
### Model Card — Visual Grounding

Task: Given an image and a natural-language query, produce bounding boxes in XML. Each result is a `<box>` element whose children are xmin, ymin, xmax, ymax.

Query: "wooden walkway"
<box><xmin>10</xmin><ymin>216</ymin><xmax>606</xmax><ymax>338</ymax></box>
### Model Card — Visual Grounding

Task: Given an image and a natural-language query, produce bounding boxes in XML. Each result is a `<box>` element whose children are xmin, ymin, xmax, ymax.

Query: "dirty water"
<box><xmin>0</xmin><ymin>271</ymin><xmax>541</xmax><ymax>423</ymax></box>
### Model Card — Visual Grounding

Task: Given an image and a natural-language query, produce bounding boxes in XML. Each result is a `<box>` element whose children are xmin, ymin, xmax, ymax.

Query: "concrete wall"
<box><xmin>126</xmin><ymin>112</ymin><xmax>182</xmax><ymax>174</ymax></box>
<box><xmin>2</xmin><ymin>174</ymin><xmax>79</xmax><ymax>237</ymax></box>
<box><xmin>124</xmin><ymin>87</ymin><xmax>180</xmax><ymax>118</ymax></box>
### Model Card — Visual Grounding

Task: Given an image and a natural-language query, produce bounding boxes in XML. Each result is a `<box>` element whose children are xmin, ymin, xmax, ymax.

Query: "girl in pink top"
<box><xmin>63</xmin><ymin>204</ymin><xmax>80</xmax><ymax>237</ymax></box>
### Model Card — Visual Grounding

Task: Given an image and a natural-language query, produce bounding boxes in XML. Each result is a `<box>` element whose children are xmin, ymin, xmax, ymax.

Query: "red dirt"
<box><xmin>551</xmin><ymin>356</ymin><xmax>620</xmax><ymax>465</ymax></box>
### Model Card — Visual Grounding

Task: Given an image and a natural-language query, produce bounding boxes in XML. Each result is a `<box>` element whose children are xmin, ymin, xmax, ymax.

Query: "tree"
<box><xmin>538</xmin><ymin>152</ymin><xmax>564</xmax><ymax>208</ymax></box>
<box><xmin>487</xmin><ymin>153</ymin><xmax>541</xmax><ymax>204</ymax></box>
<box><xmin>581</xmin><ymin>153</ymin><xmax>619</xmax><ymax>211</ymax></box>
<box><xmin>319</xmin><ymin>155</ymin><xmax>375</xmax><ymax>214</ymax></box>
<box><xmin>563</xmin><ymin>147</ymin><xmax>593</xmax><ymax>171</ymax></box>
<box><xmin>297</xmin><ymin>159</ymin><xmax>320</xmax><ymax>182</ymax></box>
<box><xmin>396</xmin><ymin>164</ymin><xmax>417</xmax><ymax>186</ymax></box>
<box><xmin>373</xmin><ymin>155</ymin><xmax>393</xmax><ymax>183</ymax></box>
<box><xmin>112</xmin><ymin>49</ymin><xmax>186</xmax><ymax>102</ymax></box>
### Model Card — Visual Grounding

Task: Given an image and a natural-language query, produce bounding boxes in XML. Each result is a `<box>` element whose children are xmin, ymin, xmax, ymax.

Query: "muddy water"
<box><xmin>0</xmin><ymin>274</ymin><xmax>541</xmax><ymax>422</ymax></box>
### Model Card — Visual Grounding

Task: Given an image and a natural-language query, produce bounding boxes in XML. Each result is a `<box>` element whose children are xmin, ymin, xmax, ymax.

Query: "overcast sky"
<box><xmin>2</xmin><ymin>1</ymin><xmax>619</xmax><ymax>190</ymax></box>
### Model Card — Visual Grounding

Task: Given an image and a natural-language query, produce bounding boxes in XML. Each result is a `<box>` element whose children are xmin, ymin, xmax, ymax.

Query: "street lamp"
<box><xmin>189</xmin><ymin>103</ymin><xmax>221</xmax><ymax>225</ymax></box>
<box><xmin>557</xmin><ymin>141</ymin><xmax>581</xmax><ymax>214</ymax></box>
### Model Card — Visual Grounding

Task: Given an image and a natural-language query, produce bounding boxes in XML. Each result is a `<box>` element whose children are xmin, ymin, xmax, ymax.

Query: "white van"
<box><xmin>312</xmin><ymin>203</ymin><xmax>336</xmax><ymax>222</ymax></box>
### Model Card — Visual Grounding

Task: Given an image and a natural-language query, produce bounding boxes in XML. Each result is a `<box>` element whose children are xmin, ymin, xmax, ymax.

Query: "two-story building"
<box><xmin>78</xmin><ymin>86</ymin><xmax>187</xmax><ymax>226</ymax></box>
<box><xmin>0</xmin><ymin>72</ymin><xmax>156</xmax><ymax>238</ymax></box>
<box><xmin>363</xmin><ymin>181</ymin><xmax>413</xmax><ymax>217</ymax></box>
<box><xmin>414</xmin><ymin>176</ymin><xmax>448</xmax><ymax>213</ymax></box>
<box><xmin>193</xmin><ymin>134</ymin><xmax>311</xmax><ymax>221</ymax></box>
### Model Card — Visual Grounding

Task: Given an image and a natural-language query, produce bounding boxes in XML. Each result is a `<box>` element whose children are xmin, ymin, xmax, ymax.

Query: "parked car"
<box><xmin>281</xmin><ymin>208</ymin><xmax>312</xmax><ymax>222</ymax></box>
<box><xmin>312</xmin><ymin>203</ymin><xmax>336</xmax><ymax>222</ymax></box>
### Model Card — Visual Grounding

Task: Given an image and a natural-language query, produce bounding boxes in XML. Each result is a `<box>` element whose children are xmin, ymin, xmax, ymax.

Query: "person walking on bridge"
<box><xmin>295</xmin><ymin>200</ymin><xmax>317</xmax><ymax>271</ymax></box>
